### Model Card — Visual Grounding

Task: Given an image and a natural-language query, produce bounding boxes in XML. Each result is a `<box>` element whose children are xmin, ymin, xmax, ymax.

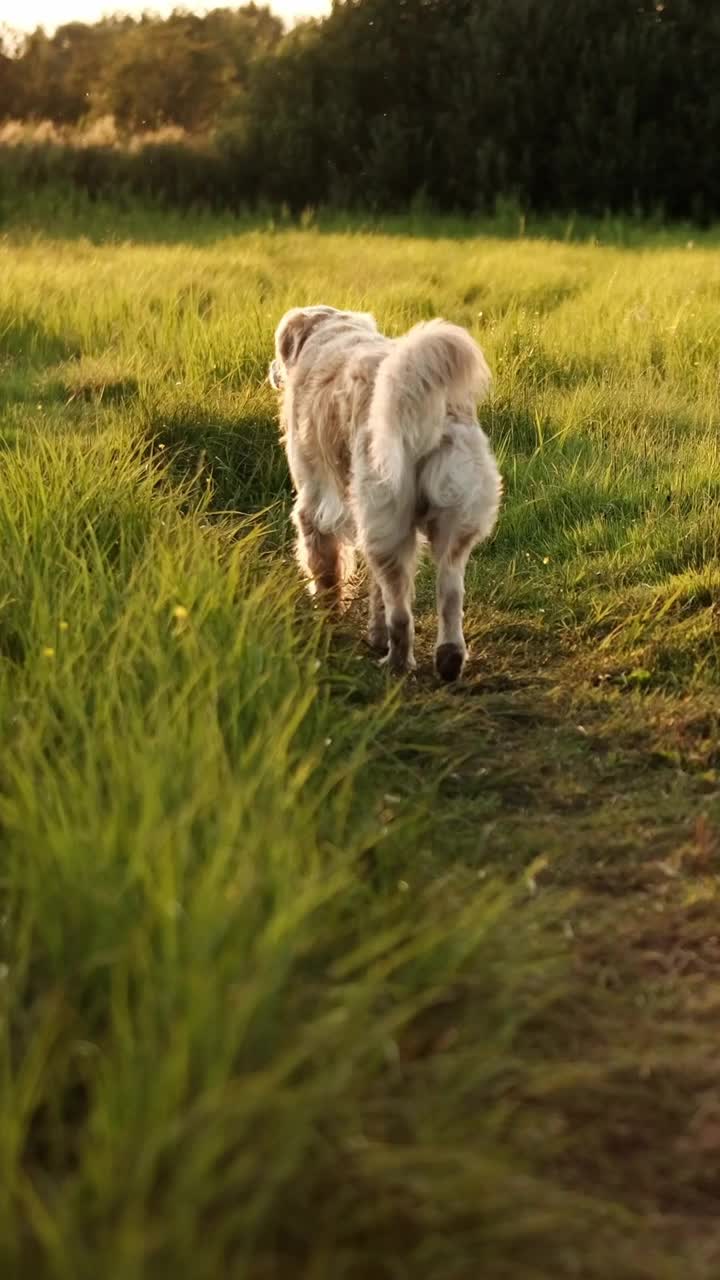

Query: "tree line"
<box><xmin>0</xmin><ymin>6</ymin><xmax>283</xmax><ymax>132</ymax></box>
<box><xmin>1</xmin><ymin>0</ymin><xmax>717</xmax><ymax>219</ymax></box>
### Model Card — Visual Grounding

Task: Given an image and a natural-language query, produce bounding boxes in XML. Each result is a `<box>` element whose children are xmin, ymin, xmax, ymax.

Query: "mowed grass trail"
<box><xmin>1</xmin><ymin>203</ymin><xmax>719</xmax><ymax>1278</ymax></box>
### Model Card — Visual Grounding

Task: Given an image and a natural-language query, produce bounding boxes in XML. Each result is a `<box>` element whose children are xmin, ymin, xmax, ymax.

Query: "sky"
<box><xmin>2</xmin><ymin>0</ymin><xmax>331</xmax><ymax>34</ymax></box>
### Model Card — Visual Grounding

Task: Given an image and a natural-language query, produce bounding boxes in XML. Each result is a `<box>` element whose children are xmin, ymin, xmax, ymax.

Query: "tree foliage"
<box><xmin>3</xmin><ymin>6</ymin><xmax>282</xmax><ymax>130</ymax></box>
<box><xmin>1</xmin><ymin>0</ymin><xmax>718</xmax><ymax>217</ymax></box>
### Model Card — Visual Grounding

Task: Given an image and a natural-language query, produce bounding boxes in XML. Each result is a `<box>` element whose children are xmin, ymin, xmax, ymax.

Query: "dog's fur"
<box><xmin>269</xmin><ymin>305</ymin><xmax>502</xmax><ymax>680</ymax></box>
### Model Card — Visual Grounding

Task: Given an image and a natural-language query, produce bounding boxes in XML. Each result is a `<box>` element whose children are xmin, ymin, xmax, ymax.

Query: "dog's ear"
<box><xmin>275</xmin><ymin>306</ymin><xmax>338</xmax><ymax>370</ymax></box>
<box><xmin>277</xmin><ymin>311</ymin><xmax>309</xmax><ymax>367</ymax></box>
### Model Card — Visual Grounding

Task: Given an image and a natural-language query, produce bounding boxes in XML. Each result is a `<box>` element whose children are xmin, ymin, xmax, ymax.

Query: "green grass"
<box><xmin>1</xmin><ymin>196</ymin><xmax>720</xmax><ymax>1279</ymax></box>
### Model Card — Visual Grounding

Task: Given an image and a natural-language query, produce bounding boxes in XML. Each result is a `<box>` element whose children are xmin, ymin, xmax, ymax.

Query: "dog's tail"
<box><xmin>367</xmin><ymin>320</ymin><xmax>491</xmax><ymax>491</ymax></box>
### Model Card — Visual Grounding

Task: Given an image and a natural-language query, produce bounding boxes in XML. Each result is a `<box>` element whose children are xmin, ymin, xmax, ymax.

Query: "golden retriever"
<box><xmin>269</xmin><ymin>305</ymin><xmax>501</xmax><ymax>681</ymax></box>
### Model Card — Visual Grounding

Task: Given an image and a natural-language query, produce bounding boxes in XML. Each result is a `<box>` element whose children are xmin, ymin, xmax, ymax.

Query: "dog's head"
<box><xmin>269</xmin><ymin>305</ymin><xmax>376</xmax><ymax>391</ymax></box>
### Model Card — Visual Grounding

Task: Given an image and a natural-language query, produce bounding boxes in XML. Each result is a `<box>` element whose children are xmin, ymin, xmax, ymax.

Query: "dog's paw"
<box><xmin>435</xmin><ymin>644</ymin><xmax>466</xmax><ymax>683</ymax></box>
<box><xmin>380</xmin><ymin>651</ymin><xmax>417</xmax><ymax>677</ymax></box>
<box><xmin>367</xmin><ymin>625</ymin><xmax>389</xmax><ymax>654</ymax></box>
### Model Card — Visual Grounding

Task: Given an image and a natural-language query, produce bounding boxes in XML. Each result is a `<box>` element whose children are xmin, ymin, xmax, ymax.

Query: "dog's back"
<box><xmin>287</xmin><ymin>314</ymin><xmax>492</xmax><ymax>503</ymax></box>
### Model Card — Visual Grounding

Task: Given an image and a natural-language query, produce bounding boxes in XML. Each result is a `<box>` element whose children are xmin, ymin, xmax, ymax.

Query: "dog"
<box><xmin>269</xmin><ymin>305</ymin><xmax>501</xmax><ymax>681</ymax></box>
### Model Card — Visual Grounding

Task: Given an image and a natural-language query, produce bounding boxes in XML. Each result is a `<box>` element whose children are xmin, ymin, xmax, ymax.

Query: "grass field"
<box><xmin>1</xmin><ymin>197</ymin><xmax>720</xmax><ymax>1279</ymax></box>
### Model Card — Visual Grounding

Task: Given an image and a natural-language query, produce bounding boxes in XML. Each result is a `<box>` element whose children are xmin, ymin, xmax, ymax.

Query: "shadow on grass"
<box><xmin>0</xmin><ymin>309</ymin><xmax>81</xmax><ymax>365</ymax></box>
<box><xmin>142</xmin><ymin>402</ymin><xmax>291</xmax><ymax>518</ymax></box>
<box><xmin>0</xmin><ymin>370</ymin><xmax>140</xmax><ymax>412</ymax></box>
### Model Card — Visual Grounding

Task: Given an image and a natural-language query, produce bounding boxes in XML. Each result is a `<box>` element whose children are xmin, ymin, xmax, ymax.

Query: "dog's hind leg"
<box><xmin>353</xmin><ymin>437</ymin><xmax>416</xmax><ymax>673</ymax></box>
<box><xmin>428</xmin><ymin>521</ymin><xmax>476</xmax><ymax>682</ymax></box>
<box><xmin>367</xmin><ymin>575</ymin><xmax>388</xmax><ymax>653</ymax></box>
<box><xmin>367</xmin><ymin>536</ymin><xmax>418</xmax><ymax>675</ymax></box>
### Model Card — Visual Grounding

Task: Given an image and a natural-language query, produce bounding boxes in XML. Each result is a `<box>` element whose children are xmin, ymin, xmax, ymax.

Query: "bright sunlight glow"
<box><xmin>3</xmin><ymin>1</ymin><xmax>331</xmax><ymax>35</ymax></box>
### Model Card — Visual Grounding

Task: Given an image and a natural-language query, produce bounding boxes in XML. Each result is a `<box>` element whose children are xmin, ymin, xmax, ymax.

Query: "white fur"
<box><xmin>368</xmin><ymin>318</ymin><xmax>492</xmax><ymax>489</ymax></box>
<box><xmin>270</xmin><ymin>305</ymin><xmax>502</xmax><ymax>680</ymax></box>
